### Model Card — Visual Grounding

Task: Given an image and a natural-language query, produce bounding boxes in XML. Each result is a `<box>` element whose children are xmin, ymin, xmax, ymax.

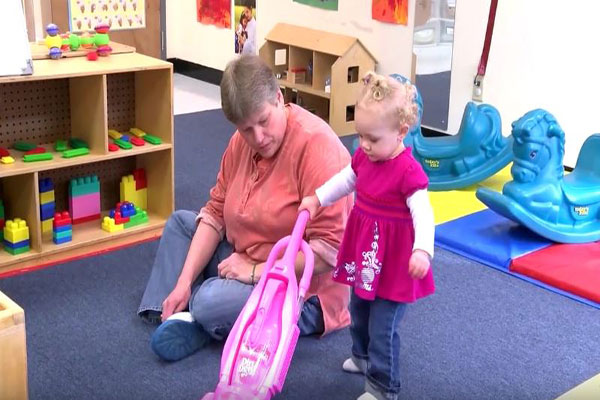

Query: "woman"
<box><xmin>138</xmin><ymin>54</ymin><xmax>353</xmax><ymax>362</ymax></box>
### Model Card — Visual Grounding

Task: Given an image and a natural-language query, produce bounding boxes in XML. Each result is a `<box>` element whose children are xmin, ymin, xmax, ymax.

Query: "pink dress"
<box><xmin>332</xmin><ymin>147</ymin><xmax>435</xmax><ymax>302</ymax></box>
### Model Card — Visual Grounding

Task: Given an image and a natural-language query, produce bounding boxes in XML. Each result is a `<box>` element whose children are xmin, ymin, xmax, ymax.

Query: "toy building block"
<box><xmin>101</xmin><ymin>216</ymin><xmax>124</xmax><ymax>233</ymax></box>
<box><xmin>40</xmin><ymin>202</ymin><xmax>56</xmax><ymax>221</ymax></box>
<box><xmin>55</xmin><ymin>140</ymin><xmax>68</xmax><ymax>152</ymax></box>
<box><xmin>69</xmin><ymin>192</ymin><xmax>101</xmax><ymax>219</ymax></box>
<box><xmin>24</xmin><ymin>147</ymin><xmax>46</xmax><ymax>155</ymax></box>
<box><xmin>120</xmin><ymin>135</ymin><xmax>130</xmax><ymax>142</ymax></box>
<box><xmin>62</xmin><ymin>148</ymin><xmax>89</xmax><ymax>158</ymax></box>
<box><xmin>40</xmin><ymin>190</ymin><xmax>55</xmax><ymax>205</ymax></box>
<box><xmin>4</xmin><ymin>241</ymin><xmax>30</xmax><ymax>255</ymax></box>
<box><xmin>129</xmin><ymin>128</ymin><xmax>146</xmax><ymax>138</ymax></box>
<box><xmin>42</xmin><ymin>219</ymin><xmax>54</xmax><ymax>234</ymax></box>
<box><xmin>0</xmin><ymin>148</ymin><xmax>9</xmax><ymax>157</ymax></box>
<box><xmin>24</xmin><ymin>153</ymin><xmax>53</xmax><ymax>162</ymax></box>
<box><xmin>53</xmin><ymin>211</ymin><xmax>72</xmax><ymax>228</ymax></box>
<box><xmin>113</xmin><ymin>139</ymin><xmax>132</xmax><ymax>149</ymax></box>
<box><xmin>0</xmin><ymin>156</ymin><xmax>14</xmax><ymax>164</ymax></box>
<box><xmin>4</xmin><ymin>219</ymin><xmax>30</xmax><ymax>244</ymax></box>
<box><xmin>130</xmin><ymin>137</ymin><xmax>145</xmax><ymax>146</ymax></box>
<box><xmin>52</xmin><ymin>211</ymin><xmax>72</xmax><ymax>244</ymax></box>
<box><xmin>118</xmin><ymin>202</ymin><xmax>136</xmax><ymax>218</ymax></box>
<box><xmin>69</xmin><ymin>175</ymin><xmax>100</xmax><ymax>197</ymax></box>
<box><xmin>120</xmin><ymin>175</ymin><xmax>137</xmax><ymax>204</ymax></box>
<box><xmin>69</xmin><ymin>138</ymin><xmax>89</xmax><ymax>149</ymax></box>
<box><xmin>13</xmin><ymin>142</ymin><xmax>36</xmax><ymax>152</ymax></box>
<box><xmin>142</xmin><ymin>134</ymin><xmax>162</xmax><ymax>145</ymax></box>
<box><xmin>39</xmin><ymin>178</ymin><xmax>54</xmax><ymax>193</ymax></box>
<box><xmin>113</xmin><ymin>211</ymin><xmax>129</xmax><ymax>225</ymax></box>
<box><xmin>108</xmin><ymin>130</ymin><xmax>122</xmax><ymax>140</ymax></box>
<box><xmin>133</xmin><ymin>169</ymin><xmax>147</xmax><ymax>190</ymax></box>
<box><xmin>124</xmin><ymin>209</ymin><xmax>149</xmax><ymax>228</ymax></box>
<box><xmin>108</xmin><ymin>143</ymin><xmax>118</xmax><ymax>152</ymax></box>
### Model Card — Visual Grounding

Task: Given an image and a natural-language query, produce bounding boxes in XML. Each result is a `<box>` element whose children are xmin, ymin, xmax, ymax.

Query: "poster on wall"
<box><xmin>197</xmin><ymin>0</ymin><xmax>231</xmax><ymax>29</ymax></box>
<box><xmin>372</xmin><ymin>0</ymin><xmax>409</xmax><ymax>25</ymax></box>
<box><xmin>292</xmin><ymin>0</ymin><xmax>338</xmax><ymax>11</ymax></box>
<box><xmin>234</xmin><ymin>0</ymin><xmax>256</xmax><ymax>55</ymax></box>
<box><xmin>68</xmin><ymin>0</ymin><xmax>146</xmax><ymax>32</ymax></box>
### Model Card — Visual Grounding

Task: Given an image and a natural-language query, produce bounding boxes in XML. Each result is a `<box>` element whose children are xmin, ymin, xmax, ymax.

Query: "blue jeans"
<box><xmin>350</xmin><ymin>291</ymin><xmax>408</xmax><ymax>400</ymax></box>
<box><xmin>138</xmin><ymin>210</ymin><xmax>324</xmax><ymax>340</ymax></box>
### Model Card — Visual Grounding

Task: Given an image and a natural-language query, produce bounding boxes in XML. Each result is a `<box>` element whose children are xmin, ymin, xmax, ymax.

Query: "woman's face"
<box><xmin>236</xmin><ymin>91</ymin><xmax>288</xmax><ymax>159</ymax></box>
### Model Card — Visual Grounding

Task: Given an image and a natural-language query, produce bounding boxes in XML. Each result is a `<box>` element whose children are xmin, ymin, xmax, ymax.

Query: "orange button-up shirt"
<box><xmin>199</xmin><ymin>104</ymin><xmax>353</xmax><ymax>334</ymax></box>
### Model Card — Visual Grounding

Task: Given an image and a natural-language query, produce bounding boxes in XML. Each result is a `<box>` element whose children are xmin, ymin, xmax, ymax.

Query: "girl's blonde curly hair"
<box><xmin>356</xmin><ymin>71</ymin><xmax>419</xmax><ymax>130</ymax></box>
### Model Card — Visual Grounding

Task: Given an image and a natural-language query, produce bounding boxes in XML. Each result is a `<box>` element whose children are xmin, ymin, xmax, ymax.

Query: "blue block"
<box><xmin>53</xmin><ymin>235</ymin><xmax>72</xmax><ymax>244</ymax></box>
<box><xmin>3</xmin><ymin>239</ymin><xmax>30</xmax><ymax>249</ymax></box>
<box><xmin>435</xmin><ymin>209</ymin><xmax>553</xmax><ymax>271</ymax></box>
<box><xmin>39</xmin><ymin>177</ymin><xmax>54</xmax><ymax>193</ymax></box>
<box><xmin>120</xmin><ymin>202</ymin><xmax>136</xmax><ymax>218</ymax></box>
<box><xmin>53</xmin><ymin>225</ymin><xmax>72</xmax><ymax>233</ymax></box>
<box><xmin>40</xmin><ymin>202</ymin><xmax>55</xmax><ymax>220</ymax></box>
<box><xmin>120</xmin><ymin>134</ymin><xmax>130</xmax><ymax>142</ymax></box>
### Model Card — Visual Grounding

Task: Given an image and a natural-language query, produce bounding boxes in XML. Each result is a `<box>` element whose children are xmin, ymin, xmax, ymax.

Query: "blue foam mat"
<box><xmin>435</xmin><ymin>209</ymin><xmax>553</xmax><ymax>271</ymax></box>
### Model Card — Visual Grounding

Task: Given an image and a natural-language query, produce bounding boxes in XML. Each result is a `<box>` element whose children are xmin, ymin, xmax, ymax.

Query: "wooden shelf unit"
<box><xmin>0</xmin><ymin>52</ymin><xmax>174</xmax><ymax>275</ymax></box>
<box><xmin>260</xmin><ymin>23</ymin><xmax>377</xmax><ymax>136</ymax></box>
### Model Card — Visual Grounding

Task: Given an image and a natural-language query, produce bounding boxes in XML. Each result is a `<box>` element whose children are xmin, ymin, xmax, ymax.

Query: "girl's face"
<box><xmin>355</xmin><ymin>107</ymin><xmax>408</xmax><ymax>162</ymax></box>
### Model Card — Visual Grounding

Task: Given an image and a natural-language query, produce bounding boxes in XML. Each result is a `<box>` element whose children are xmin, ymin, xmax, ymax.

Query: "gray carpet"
<box><xmin>1</xmin><ymin>109</ymin><xmax>599</xmax><ymax>400</ymax></box>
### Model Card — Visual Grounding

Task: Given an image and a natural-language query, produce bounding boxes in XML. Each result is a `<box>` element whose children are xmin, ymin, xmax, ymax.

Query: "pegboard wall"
<box><xmin>0</xmin><ymin>80</ymin><xmax>71</xmax><ymax>147</ymax></box>
<box><xmin>39</xmin><ymin>157</ymin><xmax>138</xmax><ymax>213</ymax></box>
<box><xmin>107</xmin><ymin>73</ymin><xmax>136</xmax><ymax>133</ymax></box>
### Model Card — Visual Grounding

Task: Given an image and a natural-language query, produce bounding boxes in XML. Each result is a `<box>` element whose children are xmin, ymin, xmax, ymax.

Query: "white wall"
<box><xmin>450</xmin><ymin>0</ymin><xmax>600</xmax><ymax>167</ymax></box>
<box><xmin>167</xmin><ymin>0</ymin><xmax>416</xmax><ymax>76</ymax></box>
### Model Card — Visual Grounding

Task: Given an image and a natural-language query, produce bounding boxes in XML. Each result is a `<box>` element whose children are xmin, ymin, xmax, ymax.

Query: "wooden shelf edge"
<box><xmin>277</xmin><ymin>79</ymin><xmax>330</xmax><ymax>99</ymax></box>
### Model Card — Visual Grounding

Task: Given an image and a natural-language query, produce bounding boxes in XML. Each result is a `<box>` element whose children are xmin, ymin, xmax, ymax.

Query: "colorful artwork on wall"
<box><xmin>197</xmin><ymin>0</ymin><xmax>231</xmax><ymax>29</ymax></box>
<box><xmin>293</xmin><ymin>0</ymin><xmax>338</xmax><ymax>11</ymax></box>
<box><xmin>68</xmin><ymin>0</ymin><xmax>146</xmax><ymax>32</ymax></box>
<box><xmin>372</xmin><ymin>0</ymin><xmax>409</xmax><ymax>25</ymax></box>
<box><xmin>234</xmin><ymin>0</ymin><xmax>256</xmax><ymax>54</ymax></box>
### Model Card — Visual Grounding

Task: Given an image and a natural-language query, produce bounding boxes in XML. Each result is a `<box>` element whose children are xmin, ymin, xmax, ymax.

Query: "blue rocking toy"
<box><xmin>476</xmin><ymin>109</ymin><xmax>600</xmax><ymax>243</ymax></box>
<box><xmin>351</xmin><ymin>75</ymin><xmax>513</xmax><ymax>191</ymax></box>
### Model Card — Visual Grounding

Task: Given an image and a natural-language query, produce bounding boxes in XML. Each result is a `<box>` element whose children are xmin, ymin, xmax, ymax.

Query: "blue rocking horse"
<box><xmin>352</xmin><ymin>74</ymin><xmax>513</xmax><ymax>191</ymax></box>
<box><xmin>476</xmin><ymin>109</ymin><xmax>600</xmax><ymax>243</ymax></box>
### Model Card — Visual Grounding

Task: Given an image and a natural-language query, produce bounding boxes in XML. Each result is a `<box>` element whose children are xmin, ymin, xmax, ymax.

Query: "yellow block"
<box><xmin>1</xmin><ymin>156</ymin><xmax>15</xmax><ymax>164</ymax></box>
<box><xmin>136</xmin><ymin>188</ymin><xmax>147</xmax><ymax>210</ymax></box>
<box><xmin>120</xmin><ymin>175</ymin><xmax>138</xmax><ymax>205</ymax></box>
<box><xmin>4</xmin><ymin>219</ymin><xmax>29</xmax><ymax>243</ymax></box>
<box><xmin>40</xmin><ymin>190</ymin><xmax>55</xmax><ymax>205</ymax></box>
<box><xmin>430</xmin><ymin>164</ymin><xmax>513</xmax><ymax>225</ymax></box>
<box><xmin>108</xmin><ymin>129</ymin><xmax>122</xmax><ymax>140</ymax></box>
<box><xmin>129</xmin><ymin>128</ymin><xmax>147</xmax><ymax>137</ymax></box>
<box><xmin>556</xmin><ymin>373</ymin><xmax>600</xmax><ymax>399</ymax></box>
<box><xmin>101</xmin><ymin>216</ymin><xmax>124</xmax><ymax>233</ymax></box>
<box><xmin>0</xmin><ymin>291</ymin><xmax>28</xmax><ymax>400</ymax></box>
<box><xmin>41</xmin><ymin>218</ymin><xmax>54</xmax><ymax>234</ymax></box>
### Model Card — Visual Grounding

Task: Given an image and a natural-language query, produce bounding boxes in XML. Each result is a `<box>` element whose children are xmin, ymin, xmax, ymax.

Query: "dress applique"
<box><xmin>358</xmin><ymin>222</ymin><xmax>382</xmax><ymax>292</ymax></box>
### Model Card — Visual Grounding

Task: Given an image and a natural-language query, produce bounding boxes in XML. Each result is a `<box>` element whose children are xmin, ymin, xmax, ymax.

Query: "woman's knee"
<box><xmin>165</xmin><ymin>210</ymin><xmax>198</xmax><ymax>235</ymax></box>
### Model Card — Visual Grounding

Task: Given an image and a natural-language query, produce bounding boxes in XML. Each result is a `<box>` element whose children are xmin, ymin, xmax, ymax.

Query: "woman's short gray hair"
<box><xmin>220</xmin><ymin>55</ymin><xmax>280</xmax><ymax>125</ymax></box>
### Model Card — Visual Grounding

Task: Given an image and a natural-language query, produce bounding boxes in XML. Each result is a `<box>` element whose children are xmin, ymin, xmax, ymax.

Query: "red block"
<box><xmin>25</xmin><ymin>147</ymin><xmax>46</xmax><ymax>155</ymax></box>
<box><xmin>510</xmin><ymin>242</ymin><xmax>600</xmax><ymax>304</ymax></box>
<box><xmin>72</xmin><ymin>213</ymin><xmax>101</xmax><ymax>225</ymax></box>
<box><xmin>108</xmin><ymin>143</ymin><xmax>119</xmax><ymax>152</ymax></box>
<box><xmin>53</xmin><ymin>211</ymin><xmax>72</xmax><ymax>228</ymax></box>
<box><xmin>0</xmin><ymin>148</ymin><xmax>9</xmax><ymax>157</ymax></box>
<box><xmin>133</xmin><ymin>168</ymin><xmax>147</xmax><ymax>190</ymax></box>
<box><xmin>130</xmin><ymin>137</ymin><xmax>145</xmax><ymax>146</ymax></box>
<box><xmin>113</xmin><ymin>211</ymin><xmax>129</xmax><ymax>225</ymax></box>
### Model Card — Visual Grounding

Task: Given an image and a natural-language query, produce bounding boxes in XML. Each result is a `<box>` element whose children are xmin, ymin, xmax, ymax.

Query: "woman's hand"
<box><xmin>298</xmin><ymin>195</ymin><xmax>321</xmax><ymax>219</ymax></box>
<box><xmin>161</xmin><ymin>283</ymin><xmax>191</xmax><ymax>322</ymax></box>
<box><xmin>408</xmin><ymin>249</ymin><xmax>431</xmax><ymax>279</ymax></box>
<box><xmin>217</xmin><ymin>252</ymin><xmax>254</xmax><ymax>285</ymax></box>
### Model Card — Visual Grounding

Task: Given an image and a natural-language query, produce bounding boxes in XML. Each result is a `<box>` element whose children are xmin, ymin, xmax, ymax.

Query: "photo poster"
<box><xmin>197</xmin><ymin>0</ymin><xmax>231</xmax><ymax>29</ymax></box>
<box><xmin>372</xmin><ymin>0</ymin><xmax>409</xmax><ymax>25</ymax></box>
<box><xmin>293</xmin><ymin>0</ymin><xmax>338</xmax><ymax>11</ymax></box>
<box><xmin>234</xmin><ymin>0</ymin><xmax>256</xmax><ymax>55</ymax></box>
<box><xmin>68</xmin><ymin>0</ymin><xmax>146</xmax><ymax>32</ymax></box>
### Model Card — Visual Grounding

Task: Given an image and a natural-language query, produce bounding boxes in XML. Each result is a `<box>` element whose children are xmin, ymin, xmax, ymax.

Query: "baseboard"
<box><xmin>169</xmin><ymin>58</ymin><xmax>223</xmax><ymax>86</ymax></box>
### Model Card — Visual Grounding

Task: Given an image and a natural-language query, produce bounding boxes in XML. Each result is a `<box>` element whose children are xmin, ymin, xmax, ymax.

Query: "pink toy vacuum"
<box><xmin>202</xmin><ymin>210</ymin><xmax>314</xmax><ymax>400</ymax></box>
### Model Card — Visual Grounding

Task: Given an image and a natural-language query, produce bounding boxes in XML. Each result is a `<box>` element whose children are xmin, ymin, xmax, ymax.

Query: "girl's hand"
<box><xmin>298</xmin><ymin>195</ymin><xmax>321</xmax><ymax>219</ymax></box>
<box><xmin>408</xmin><ymin>249</ymin><xmax>431</xmax><ymax>279</ymax></box>
<box><xmin>217</xmin><ymin>252</ymin><xmax>254</xmax><ymax>284</ymax></box>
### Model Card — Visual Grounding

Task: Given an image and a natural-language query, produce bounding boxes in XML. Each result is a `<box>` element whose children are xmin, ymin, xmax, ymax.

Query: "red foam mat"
<box><xmin>510</xmin><ymin>242</ymin><xmax>600</xmax><ymax>304</ymax></box>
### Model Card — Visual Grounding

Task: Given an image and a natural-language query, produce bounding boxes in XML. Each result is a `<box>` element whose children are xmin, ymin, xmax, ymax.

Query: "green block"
<box><xmin>69</xmin><ymin>138</ymin><xmax>89</xmax><ymax>149</ymax></box>
<box><xmin>113</xmin><ymin>138</ymin><xmax>132</xmax><ymax>149</ymax></box>
<box><xmin>124</xmin><ymin>210</ymin><xmax>149</xmax><ymax>228</ymax></box>
<box><xmin>23</xmin><ymin>153</ymin><xmax>53</xmax><ymax>162</ymax></box>
<box><xmin>142</xmin><ymin>134</ymin><xmax>162</xmax><ymax>145</ymax></box>
<box><xmin>53</xmin><ymin>229</ymin><xmax>72</xmax><ymax>240</ymax></box>
<box><xmin>62</xmin><ymin>148</ymin><xmax>90</xmax><ymax>158</ymax></box>
<box><xmin>0</xmin><ymin>199</ymin><xmax>4</xmax><ymax>219</ymax></box>
<box><xmin>55</xmin><ymin>140</ymin><xmax>68</xmax><ymax>152</ymax></box>
<box><xmin>69</xmin><ymin>175</ymin><xmax>100</xmax><ymax>197</ymax></box>
<box><xmin>13</xmin><ymin>141</ymin><xmax>36</xmax><ymax>151</ymax></box>
<box><xmin>4</xmin><ymin>245</ymin><xmax>30</xmax><ymax>255</ymax></box>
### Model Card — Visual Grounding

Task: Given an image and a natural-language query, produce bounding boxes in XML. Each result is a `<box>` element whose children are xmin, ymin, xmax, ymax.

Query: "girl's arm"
<box><xmin>406</xmin><ymin>189</ymin><xmax>435</xmax><ymax>258</ymax></box>
<box><xmin>315</xmin><ymin>164</ymin><xmax>356</xmax><ymax>206</ymax></box>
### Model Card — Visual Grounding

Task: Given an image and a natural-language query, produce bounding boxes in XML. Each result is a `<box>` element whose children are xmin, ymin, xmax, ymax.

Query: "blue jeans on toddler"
<box><xmin>349</xmin><ymin>290</ymin><xmax>408</xmax><ymax>400</ymax></box>
<box><xmin>138</xmin><ymin>210</ymin><xmax>324</xmax><ymax>343</ymax></box>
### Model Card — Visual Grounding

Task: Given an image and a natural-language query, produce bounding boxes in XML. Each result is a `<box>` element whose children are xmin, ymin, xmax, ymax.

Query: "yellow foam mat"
<box><xmin>429</xmin><ymin>164</ymin><xmax>513</xmax><ymax>225</ymax></box>
<box><xmin>556</xmin><ymin>373</ymin><xmax>600</xmax><ymax>399</ymax></box>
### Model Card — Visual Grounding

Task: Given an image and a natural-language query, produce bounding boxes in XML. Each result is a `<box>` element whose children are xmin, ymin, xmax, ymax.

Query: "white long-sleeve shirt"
<box><xmin>316</xmin><ymin>165</ymin><xmax>435</xmax><ymax>258</ymax></box>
